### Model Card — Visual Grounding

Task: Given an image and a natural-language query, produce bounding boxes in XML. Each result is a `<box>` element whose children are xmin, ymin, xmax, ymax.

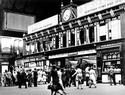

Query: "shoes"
<box><xmin>63</xmin><ymin>91</ymin><xmax>67</xmax><ymax>95</ymax></box>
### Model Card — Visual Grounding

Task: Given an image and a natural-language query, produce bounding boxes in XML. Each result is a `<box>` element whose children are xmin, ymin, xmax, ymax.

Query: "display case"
<box><xmin>101</xmin><ymin>51</ymin><xmax>121</xmax><ymax>83</ymax></box>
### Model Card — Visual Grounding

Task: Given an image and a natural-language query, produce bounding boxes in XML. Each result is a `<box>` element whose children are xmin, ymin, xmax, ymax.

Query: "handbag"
<box><xmin>47</xmin><ymin>84</ymin><xmax>53</xmax><ymax>89</ymax></box>
<box><xmin>47</xmin><ymin>84</ymin><xmax>58</xmax><ymax>90</ymax></box>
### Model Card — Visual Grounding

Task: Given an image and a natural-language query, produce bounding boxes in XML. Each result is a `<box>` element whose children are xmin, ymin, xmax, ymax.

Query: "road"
<box><xmin>0</xmin><ymin>84</ymin><xmax>125</xmax><ymax>95</ymax></box>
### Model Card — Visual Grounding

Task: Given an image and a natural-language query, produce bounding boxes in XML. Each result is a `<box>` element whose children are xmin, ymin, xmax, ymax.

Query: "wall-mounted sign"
<box><xmin>49</xmin><ymin>49</ymin><xmax>96</xmax><ymax>59</ymax></box>
<box><xmin>77</xmin><ymin>0</ymin><xmax>125</xmax><ymax>18</ymax></box>
<box><xmin>28</xmin><ymin>15</ymin><xmax>58</xmax><ymax>34</ymax></box>
<box><xmin>3</xmin><ymin>12</ymin><xmax>35</xmax><ymax>32</ymax></box>
<box><xmin>97</xmin><ymin>42</ymin><xmax>121</xmax><ymax>50</ymax></box>
<box><xmin>29</xmin><ymin>62</ymin><xmax>36</xmax><ymax>67</ymax></box>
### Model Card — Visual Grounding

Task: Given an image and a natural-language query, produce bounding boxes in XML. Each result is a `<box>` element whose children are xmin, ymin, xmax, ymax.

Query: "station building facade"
<box><xmin>20</xmin><ymin>0</ymin><xmax>125</xmax><ymax>84</ymax></box>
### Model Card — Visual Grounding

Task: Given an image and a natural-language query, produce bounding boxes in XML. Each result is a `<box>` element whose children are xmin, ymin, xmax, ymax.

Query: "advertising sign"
<box><xmin>77</xmin><ymin>0</ymin><xmax>125</xmax><ymax>18</ymax></box>
<box><xmin>3</xmin><ymin>12</ymin><xmax>35</xmax><ymax>32</ymax></box>
<box><xmin>28</xmin><ymin>15</ymin><xmax>58</xmax><ymax>34</ymax></box>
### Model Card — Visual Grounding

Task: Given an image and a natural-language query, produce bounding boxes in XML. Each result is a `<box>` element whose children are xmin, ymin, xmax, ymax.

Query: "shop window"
<box><xmin>55</xmin><ymin>35</ymin><xmax>59</xmax><ymax>49</ymax></box>
<box><xmin>71</xmin><ymin>29</ymin><xmax>75</xmax><ymax>46</ymax></box>
<box><xmin>79</xmin><ymin>28</ymin><xmax>86</xmax><ymax>44</ymax></box>
<box><xmin>43</xmin><ymin>41</ymin><xmax>46</xmax><ymax>51</ymax></box>
<box><xmin>37</xmin><ymin>41</ymin><xmax>41</xmax><ymax>52</ymax></box>
<box><xmin>100</xmin><ymin>35</ymin><xmax>106</xmax><ymax>41</ymax></box>
<box><xmin>63</xmin><ymin>33</ymin><xmax>66</xmax><ymax>47</ymax></box>
<box><xmin>24</xmin><ymin>62</ymin><xmax>29</xmax><ymax>68</ymax></box>
<box><xmin>48</xmin><ymin>37</ymin><xmax>53</xmax><ymax>50</ymax></box>
<box><xmin>102</xmin><ymin>52</ymin><xmax>121</xmax><ymax>73</ymax></box>
<box><xmin>39</xmin><ymin>40</ymin><xmax>44</xmax><ymax>52</ymax></box>
<box><xmin>102</xmin><ymin>61</ymin><xmax>121</xmax><ymax>73</ymax></box>
<box><xmin>26</xmin><ymin>43</ymin><xmax>30</xmax><ymax>55</ymax></box>
<box><xmin>110</xmin><ymin>19</ymin><xmax>121</xmax><ymax>39</ymax></box>
<box><xmin>109</xmin><ymin>29</ymin><xmax>112</xmax><ymax>40</ymax></box>
<box><xmin>89</xmin><ymin>26</ymin><xmax>95</xmax><ymax>43</ymax></box>
<box><xmin>36</xmin><ymin>61</ymin><xmax>42</xmax><ymax>67</ymax></box>
<box><xmin>31</xmin><ymin>42</ymin><xmax>35</xmax><ymax>53</ymax></box>
<box><xmin>98</xmin><ymin>21</ymin><xmax>108</xmax><ymax>42</ymax></box>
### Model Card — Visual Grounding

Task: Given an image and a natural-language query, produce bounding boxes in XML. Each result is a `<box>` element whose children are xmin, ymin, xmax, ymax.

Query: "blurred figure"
<box><xmin>7</xmin><ymin>70</ymin><xmax>12</xmax><ymax>86</ymax></box>
<box><xmin>49</xmin><ymin>65</ymin><xmax>66</xmax><ymax>95</ymax></box>
<box><xmin>3</xmin><ymin>70</ymin><xmax>8</xmax><ymax>87</ymax></box>
<box><xmin>20</xmin><ymin>69</ymin><xmax>27</xmax><ymax>88</ymax></box>
<box><xmin>33</xmin><ymin>68</ymin><xmax>38</xmax><ymax>87</ymax></box>
<box><xmin>57</xmin><ymin>67</ymin><xmax>67</xmax><ymax>94</ymax></box>
<box><xmin>89</xmin><ymin>67</ymin><xmax>97</xmax><ymax>88</ymax></box>
<box><xmin>72</xmin><ymin>66</ymin><xmax>83</xmax><ymax>89</ymax></box>
<box><xmin>12</xmin><ymin>70</ymin><xmax>17</xmax><ymax>86</ymax></box>
<box><xmin>70</xmin><ymin>67</ymin><xmax>76</xmax><ymax>87</ymax></box>
<box><xmin>17</xmin><ymin>71</ymin><xmax>21</xmax><ymax>88</ymax></box>
<box><xmin>61</xmin><ymin>68</ymin><xmax>67</xmax><ymax>88</ymax></box>
<box><xmin>27</xmin><ymin>69</ymin><xmax>32</xmax><ymax>87</ymax></box>
<box><xmin>65</xmin><ymin>68</ymin><xmax>72</xmax><ymax>87</ymax></box>
<box><xmin>85</xmin><ymin>66</ymin><xmax>90</xmax><ymax>86</ymax></box>
<box><xmin>108</xmin><ymin>66</ymin><xmax>116</xmax><ymax>86</ymax></box>
<box><xmin>37</xmin><ymin>69</ymin><xmax>42</xmax><ymax>84</ymax></box>
<box><xmin>42</xmin><ymin>70</ymin><xmax>47</xmax><ymax>84</ymax></box>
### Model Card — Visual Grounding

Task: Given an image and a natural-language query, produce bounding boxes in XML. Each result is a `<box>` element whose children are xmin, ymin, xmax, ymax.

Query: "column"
<box><xmin>86</xmin><ymin>27</ymin><xmax>90</xmax><ymax>44</ymax></box>
<box><xmin>59</xmin><ymin>32</ymin><xmax>61</xmax><ymax>49</ymax></box>
<box><xmin>94</xmin><ymin>23</ymin><xmax>97</xmax><ymax>42</ymax></box>
<box><xmin>68</xmin><ymin>30</ymin><xmax>71</xmax><ymax>46</ymax></box>
<box><xmin>96</xmin><ymin>22</ymin><xmax>100</xmax><ymax>42</ymax></box>
<box><xmin>53</xmin><ymin>35</ymin><xmax>56</xmax><ymax>49</ymax></box>
<box><xmin>75</xmin><ymin>28</ymin><xmax>77</xmax><ymax>46</ymax></box>
<box><xmin>66</xmin><ymin>30</ymin><xmax>69</xmax><ymax>47</ymax></box>
<box><xmin>120</xmin><ymin>13</ymin><xmax>125</xmax><ymax>85</ymax></box>
<box><xmin>60</xmin><ymin>32</ymin><xmax>63</xmax><ymax>48</ymax></box>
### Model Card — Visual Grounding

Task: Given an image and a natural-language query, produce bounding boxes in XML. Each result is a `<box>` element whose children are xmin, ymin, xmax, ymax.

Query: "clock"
<box><xmin>59</xmin><ymin>3</ymin><xmax>77</xmax><ymax>23</ymax></box>
<box><xmin>62</xmin><ymin>8</ymin><xmax>71</xmax><ymax>21</ymax></box>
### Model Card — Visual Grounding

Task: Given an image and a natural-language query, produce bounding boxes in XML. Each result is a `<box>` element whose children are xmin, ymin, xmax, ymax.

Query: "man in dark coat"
<box><xmin>33</xmin><ymin>68</ymin><xmax>38</xmax><ymax>87</ymax></box>
<box><xmin>21</xmin><ymin>69</ymin><xmax>27</xmax><ymax>88</ymax></box>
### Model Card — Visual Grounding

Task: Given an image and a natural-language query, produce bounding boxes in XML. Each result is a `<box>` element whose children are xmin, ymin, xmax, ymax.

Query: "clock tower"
<box><xmin>59</xmin><ymin>0</ymin><xmax>77</xmax><ymax>23</ymax></box>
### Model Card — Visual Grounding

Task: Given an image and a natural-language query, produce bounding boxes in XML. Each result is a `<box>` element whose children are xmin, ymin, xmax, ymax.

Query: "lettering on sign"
<box><xmin>68</xmin><ymin>52</ymin><xmax>78</xmax><ymax>56</ymax></box>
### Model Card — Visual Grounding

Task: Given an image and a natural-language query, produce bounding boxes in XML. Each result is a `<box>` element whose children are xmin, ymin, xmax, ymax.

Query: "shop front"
<box><xmin>15</xmin><ymin>55</ymin><xmax>50</xmax><ymax>72</ymax></box>
<box><xmin>96</xmin><ymin>41</ymin><xmax>122</xmax><ymax>84</ymax></box>
<box><xmin>48</xmin><ymin>49</ymin><xmax>97</xmax><ymax>70</ymax></box>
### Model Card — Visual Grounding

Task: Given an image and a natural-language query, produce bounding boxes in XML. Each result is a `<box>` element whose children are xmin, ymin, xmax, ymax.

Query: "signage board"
<box><xmin>49</xmin><ymin>49</ymin><xmax>96</xmax><ymax>59</ymax></box>
<box><xmin>3</xmin><ymin>12</ymin><xmax>35</xmax><ymax>32</ymax></box>
<box><xmin>77</xmin><ymin>0</ymin><xmax>125</xmax><ymax>18</ymax></box>
<box><xmin>28</xmin><ymin>15</ymin><xmax>58</xmax><ymax>34</ymax></box>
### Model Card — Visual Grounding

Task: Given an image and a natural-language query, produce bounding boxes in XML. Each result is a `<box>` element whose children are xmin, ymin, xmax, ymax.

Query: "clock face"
<box><xmin>63</xmin><ymin>8</ymin><xmax>71</xmax><ymax>21</ymax></box>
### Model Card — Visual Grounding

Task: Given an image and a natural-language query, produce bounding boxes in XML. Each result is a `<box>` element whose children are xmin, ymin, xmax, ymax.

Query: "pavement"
<box><xmin>0</xmin><ymin>83</ymin><xmax>125</xmax><ymax>95</ymax></box>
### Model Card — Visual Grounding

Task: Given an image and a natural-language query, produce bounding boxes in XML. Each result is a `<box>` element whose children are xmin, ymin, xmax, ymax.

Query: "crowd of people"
<box><xmin>48</xmin><ymin>64</ymin><xmax>98</xmax><ymax>95</ymax></box>
<box><xmin>0</xmin><ymin>67</ymin><xmax>48</xmax><ymax>88</ymax></box>
<box><xmin>0</xmin><ymin>64</ymin><xmax>117</xmax><ymax>94</ymax></box>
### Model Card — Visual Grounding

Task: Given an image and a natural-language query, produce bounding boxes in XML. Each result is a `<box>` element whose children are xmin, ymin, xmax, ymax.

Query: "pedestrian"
<box><xmin>3</xmin><ymin>70</ymin><xmax>8</xmax><ymax>87</ymax></box>
<box><xmin>20</xmin><ymin>69</ymin><xmax>27</xmax><ymax>88</ymax></box>
<box><xmin>108</xmin><ymin>66</ymin><xmax>116</xmax><ymax>85</ymax></box>
<box><xmin>27</xmin><ymin>69</ymin><xmax>32</xmax><ymax>87</ymax></box>
<box><xmin>85</xmin><ymin>66</ymin><xmax>90</xmax><ymax>86</ymax></box>
<box><xmin>33</xmin><ymin>68</ymin><xmax>38</xmax><ymax>87</ymax></box>
<box><xmin>72</xmin><ymin>66</ymin><xmax>83</xmax><ymax>89</ymax></box>
<box><xmin>70</xmin><ymin>67</ymin><xmax>76</xmax><ymax>87</ymax></box>
<box><xmin>65</xmin><ymin>68</ymin><xmax>72</xmax><ymax>87</ymax></box>
<box><xmin>17</xmin><ymin>71</ymin><xmax>21</xmax><ymax>88</ymax></box>
<box><xmin>57</xmin><ymin>67</ymin><xmax>67</xmax><ymax>94</ymax></box>
<box><xmin>49</xmin><ymin>65</ymin><xmax>66</xmax><ymax>95</ymax></box>
<box><xmin>89</xmin><ymin>67</ymin><xmax>97</xmax><ymax>88</ymax></box>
